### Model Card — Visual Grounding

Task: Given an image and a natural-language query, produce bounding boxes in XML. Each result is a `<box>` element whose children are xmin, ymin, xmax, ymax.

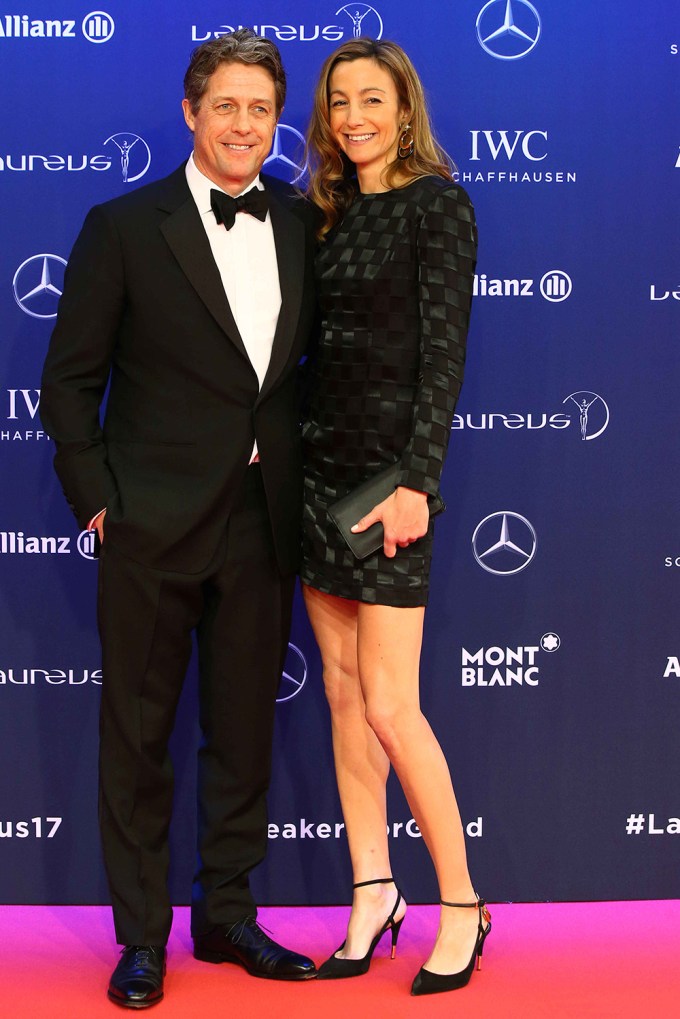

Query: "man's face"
<box><xmin>182</xmin><ymin>62</ymin><xmax>278</xmax><ymax>196</ymax></box>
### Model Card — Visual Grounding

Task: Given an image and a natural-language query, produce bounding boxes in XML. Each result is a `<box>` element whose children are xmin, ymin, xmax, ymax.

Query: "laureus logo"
<box><xmin>336</xmin><ymin>4</ymin><xmax>384</xmax><ymax>39</ymax></box>
<box><xmin>103</xmin><ymin>133</ymin><xmax>152</xmax><ymax>183</ymax></box>
<box><xmin>561</xmin><ymin>392</ymin><xmax>609</xmax><ymax>441</ymax></box>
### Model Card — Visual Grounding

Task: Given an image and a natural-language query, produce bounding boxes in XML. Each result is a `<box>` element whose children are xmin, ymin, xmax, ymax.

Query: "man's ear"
<box><xmin>181</xmin><ymin>98</ymin><xmax>195</xmax><ymax>132</ymax></box>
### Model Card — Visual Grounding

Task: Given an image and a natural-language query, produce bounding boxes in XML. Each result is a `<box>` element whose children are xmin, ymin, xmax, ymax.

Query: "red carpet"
<box><xmin>0</xmin><ymin>902</ymin><xmax>676</xmax><ymax>1018</ymax></box>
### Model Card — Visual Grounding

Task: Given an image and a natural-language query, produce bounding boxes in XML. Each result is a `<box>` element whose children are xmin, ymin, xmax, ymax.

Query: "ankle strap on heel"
<box><xmin>440</xmin><ymin>897</ymin><xmax>491</xmax><ymax>928</ymax></box>
<box><xmin>353</xmin><ymin>877</ymin><xmax>395</xmax><ymax>889</ymax></box>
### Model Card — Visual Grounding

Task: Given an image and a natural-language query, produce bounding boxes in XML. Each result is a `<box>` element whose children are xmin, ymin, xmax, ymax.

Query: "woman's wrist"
<box><xmin>395</xmin><ymin>485</ymin><xmax>428</xmax><ymax>501</ymax></box>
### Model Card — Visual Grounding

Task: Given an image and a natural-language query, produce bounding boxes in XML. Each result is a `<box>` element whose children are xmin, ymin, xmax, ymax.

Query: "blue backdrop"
<box><xmin>1</xmin><ymin>0</ymin><xmax>679</xmax><ymax>906</ymax></box>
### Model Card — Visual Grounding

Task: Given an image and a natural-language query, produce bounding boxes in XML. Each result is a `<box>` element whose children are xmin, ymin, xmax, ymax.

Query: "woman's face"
<box><xmin>328</xmin><ymin>57</ymin><xmax>406</xmax><ymax>183</ymax></box>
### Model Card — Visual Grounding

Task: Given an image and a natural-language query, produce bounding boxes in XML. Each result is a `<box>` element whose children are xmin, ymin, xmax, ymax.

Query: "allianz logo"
<box><xmin>0</xmin><ymin>12</ymin><xmax>113</xmax><ymax>41</ymax></box>
<box><xmin>0</xmin><ymin>15</ymin><xmax>78</xmax><ymax>37</ymax></box>
<box><xmin>0</xmin><ymin>530</ymin><xmax>96</xmax><ymax>558</ymax></box>
<box><xmin>473</xmin><ymin>271</ymin><xmax>572</xmax><ymax>301</ymax></box>
<box><xmin>1</xmin><ymin>532</ymin><xmax>71</xmax><ymax>554</ymax></box>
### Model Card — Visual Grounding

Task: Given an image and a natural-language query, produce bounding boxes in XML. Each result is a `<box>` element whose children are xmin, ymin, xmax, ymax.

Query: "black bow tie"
<box><xmin>210</xmin><ymin>186</ymin><xmax>269</xmax><ymax>230</ymax></box>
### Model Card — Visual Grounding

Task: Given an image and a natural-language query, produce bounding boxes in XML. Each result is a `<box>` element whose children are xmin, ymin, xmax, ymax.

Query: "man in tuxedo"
<box><xmin>40</xmin><ymin>30</ymin><xmax>317</xmax><ymax>1008</ymax></box>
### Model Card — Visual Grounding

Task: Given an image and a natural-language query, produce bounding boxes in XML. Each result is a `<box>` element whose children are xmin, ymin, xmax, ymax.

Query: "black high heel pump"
<box><xmin>410</xmin><ymin>897</ymin><xmax>491</xmax><ymax>995</ymax></box>
<box><xmin>316</xmin><ymin>877</ymin><xmax>405</xmax><ymax>979</ymax></box>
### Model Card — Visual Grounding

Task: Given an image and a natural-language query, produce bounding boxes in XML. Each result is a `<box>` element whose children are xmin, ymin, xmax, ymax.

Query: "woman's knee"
<box><xmin>364</xmin><ymin>696</ymin><xmax>416</xmax><ymax>753</ymax></box>
<box><xmin>322</xmin><ymin>660</ymin><xmax>362</xmax><ymax>714</ymax></box>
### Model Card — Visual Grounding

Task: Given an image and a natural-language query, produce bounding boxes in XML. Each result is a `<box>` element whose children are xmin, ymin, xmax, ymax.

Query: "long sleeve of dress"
<box><xmin>397</xmin><ymin>185</ymin><xmax>477</xmax><ymax>497</ymax></box>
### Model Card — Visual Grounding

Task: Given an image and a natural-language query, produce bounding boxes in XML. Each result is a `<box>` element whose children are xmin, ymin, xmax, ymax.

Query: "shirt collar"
<box><xmin>185</xmin><ymin>153</ymin><xmax>263</xmax><ymax>216</ymax></box>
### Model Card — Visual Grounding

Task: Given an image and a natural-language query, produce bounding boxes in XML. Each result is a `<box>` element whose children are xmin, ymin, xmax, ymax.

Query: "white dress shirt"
<box><xmin>185</xmin><ymin>154</ymin><xmax>281</xmax><ymax>392</ymax></box>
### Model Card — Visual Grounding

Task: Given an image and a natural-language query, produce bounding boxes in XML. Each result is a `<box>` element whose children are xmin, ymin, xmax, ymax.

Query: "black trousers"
<box><xmin>97</xmin><ymin>465</ymin><xmax>294</xmax><ymax>945</ymax></box>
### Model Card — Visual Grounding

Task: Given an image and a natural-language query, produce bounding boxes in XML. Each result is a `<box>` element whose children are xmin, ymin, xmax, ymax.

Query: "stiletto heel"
<box><xmin>317</xmin><ymin>878</ymin><xmax>406</xmax><ymax>979</ymax></box>
<box><xmin>410</xmin><ymin>896</ymin><xmax>491</xmax><ymax>995</ymax></box>
<box><xmin>390</xmin><ymin>915</ymin><xmax>403</xmax><ymax>959</ymax></box>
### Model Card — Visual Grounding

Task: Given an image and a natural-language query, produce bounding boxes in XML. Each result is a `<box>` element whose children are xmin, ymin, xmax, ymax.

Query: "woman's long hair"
<box><xmin>306</xmin><ymin>38</ymin><xmax>454</xmax><ymax>239</ymax></box>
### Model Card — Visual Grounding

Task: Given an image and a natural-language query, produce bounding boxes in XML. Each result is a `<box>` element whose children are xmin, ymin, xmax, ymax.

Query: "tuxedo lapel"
<box><xmin>158</xmin><ymin>171</ymin><xmax>251</xmax><ymax>364</ymax></box>
<box><xmin>258</xmin><ymin>187</ymin><xmax>305</xmax><ymax>403</ymax></box>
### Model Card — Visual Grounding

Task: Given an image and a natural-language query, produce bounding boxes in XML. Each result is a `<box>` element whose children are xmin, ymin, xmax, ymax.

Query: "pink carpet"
<box><xmin>0</xmin><ymin>901</ymin><xmax>676</xmax><ymax>1017</ymax></box>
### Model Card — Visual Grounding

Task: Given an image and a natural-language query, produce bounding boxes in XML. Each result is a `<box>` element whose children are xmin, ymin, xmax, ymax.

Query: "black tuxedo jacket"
<box><xmin>40</xmin><ymin>164</ymin><xmax>317</xmax><ymax>575</ymax></box>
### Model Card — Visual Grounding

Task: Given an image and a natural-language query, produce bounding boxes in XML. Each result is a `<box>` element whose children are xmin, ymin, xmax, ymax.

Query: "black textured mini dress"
<box><xmin>301</xmin><ymin>175</ymin><xmax>477</xmax><ymax>607</ymax></box>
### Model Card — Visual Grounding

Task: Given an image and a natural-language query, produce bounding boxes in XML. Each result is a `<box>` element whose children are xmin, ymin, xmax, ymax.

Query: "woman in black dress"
<box><xmin>302</xmin><ymin>39</ymin><xmax>488</xmax><ymax>995</ymax></box>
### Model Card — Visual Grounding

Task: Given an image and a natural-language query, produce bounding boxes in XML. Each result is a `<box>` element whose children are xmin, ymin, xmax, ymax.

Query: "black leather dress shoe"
<box><xmin>107</xmin><ymin>945</ymin><xmax>166</xmax><ymax>1009</ymax></box>
<box><xmin>193</xmin><ymin>918</ymin><xmax>317</xmax><ymax>980</ymax></box>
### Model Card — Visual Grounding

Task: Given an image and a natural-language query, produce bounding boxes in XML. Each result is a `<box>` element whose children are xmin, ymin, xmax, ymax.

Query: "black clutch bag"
<box><xmin>328</xmin><ymin>463</ymin><xmax>446</xmax><ymax>560</ymax></box>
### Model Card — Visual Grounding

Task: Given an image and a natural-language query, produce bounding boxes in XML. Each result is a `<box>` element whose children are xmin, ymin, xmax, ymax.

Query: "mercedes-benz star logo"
<box><xmin>103</xmin><ymin>133</ymin><xmax>152</xmax><ymax>184</ymax></box>
<box><xmin>277</xmin><ymin>642</ymin><xmax>308</xmax><ymax>703</ymax></box>
<box><xmin>13</xmin><ymin>254</ymin><xmax>67</xmax><ymax>319</ymax></box>
<box><xmin>562</xmin><ymin>392</ymin><xmax>609</xmax><ymax>441</ymax></box>
<box><xmin>264</xmin><ymin>124</ymin><xmax>307</xmax><ymax>185</ymax></box>
<box><xmin>336</xmin><ymin>4</ymin><xmax>384</xmax><ymax>40</ymax></box>
<box><xmin>476</xmin><ymin>0</ymin><xmax>541</xmax><ymax>60</ymax></box>
<box><xmin>472</xmin><ymin>511</ymin><xmax>537</xmax><ymax>575</ymax></box>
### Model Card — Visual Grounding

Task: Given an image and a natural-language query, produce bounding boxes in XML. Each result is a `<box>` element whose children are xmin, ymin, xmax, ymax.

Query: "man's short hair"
<box><xmin>184</xmin><ymin>29</ymin><xmax>287</xmax><ymax>116</ymax></box>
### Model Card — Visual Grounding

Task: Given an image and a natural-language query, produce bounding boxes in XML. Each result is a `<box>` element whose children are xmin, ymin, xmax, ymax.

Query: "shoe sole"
<box><xmin>107</xmin><ymin>991</ymin><xmax>164</xmax><ymax>1009</ymax></box>
<box><xmin>193</xmin><ymin>948</ymin><xmax>317</xmax><ymax>980</ymax></box>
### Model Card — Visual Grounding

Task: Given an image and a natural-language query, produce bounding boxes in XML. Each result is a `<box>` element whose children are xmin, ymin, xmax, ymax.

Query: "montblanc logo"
<box><xmin>192</xmin><ymin>3</ymin><xmax>384</xmax><ymax>43</ymax></box>
<box><xmin>0</xmin><ymin>11</ymin><xmax>114</xmax><ymax>42</ymax></box>
<box><xmin>0</xmin><ymin>131</ymin><xmax>151</xmax><ymax>183</ymax></box>
<box><xmin>0</xmin><ymin>530</ymin><xmax>96</xmax><ymax>558</ymax></box>
<box><xmin>461</xmin><ymin>633</ymin><xmax>560</xmax><ymax>687</ymax></box>
<box><xmin>456</xmin><ymin>130</ymin><xmax>576</xmax><ymax>185</ymax></box>
<box><xmin>452</xmin><ymin>391</ymin><xmax>609</xmax><ymax>441</ymax></box>
<box><xmin>473</xmin><ymin>270</ymin><xmax>572</xmax><ymax>302</ymax></box>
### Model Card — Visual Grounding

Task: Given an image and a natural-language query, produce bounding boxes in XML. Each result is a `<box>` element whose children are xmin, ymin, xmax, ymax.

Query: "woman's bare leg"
<box><xmin>357</xmin><ymin>602</ymin><xmax>479</xmax><ymax>975</ymax></box>
<box><xmin>303</xmin><ymin>585</ymin><xmax>406</xmax><ymax>958</ymax></box>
